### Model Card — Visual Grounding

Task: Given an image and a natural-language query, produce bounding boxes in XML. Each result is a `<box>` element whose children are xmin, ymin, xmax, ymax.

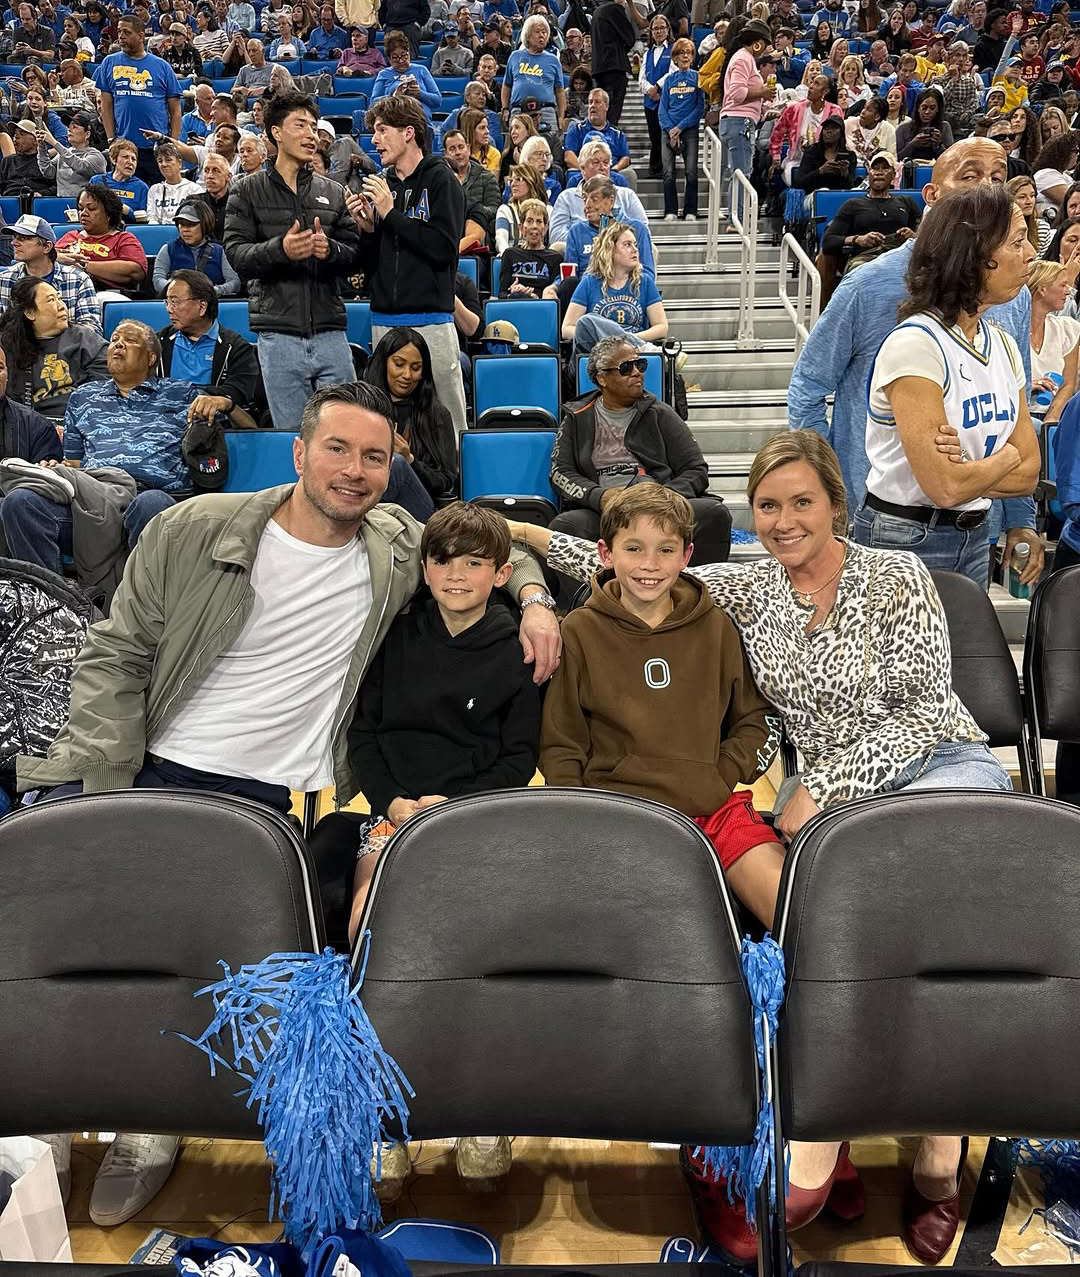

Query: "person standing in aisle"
<box><xmin>346</xmin><ymin>94</ymin><xmax>469</xmax><ymax>434</ymax></box>
<box><xmin>589</xmin><ymin>0</ymin><xmax>644</xmax><ymax>126</ymax></box>
<box><xmin>716</xmin><ymin>20</ymin><xmax>775</xmax><ymax>227</ymax></box>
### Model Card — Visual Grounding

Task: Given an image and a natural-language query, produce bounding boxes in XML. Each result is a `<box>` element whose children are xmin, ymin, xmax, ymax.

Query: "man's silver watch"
<box><xmin>520</xmin><ymin>589</ymin><xmax>557</xmax><ymax>612</ymax></box>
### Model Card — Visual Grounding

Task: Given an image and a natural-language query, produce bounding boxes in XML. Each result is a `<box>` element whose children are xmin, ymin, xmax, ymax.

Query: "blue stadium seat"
<box><xmin>300</xmin><ymin>58</ymin><xmax>337</xmax><ymax>73</ymax></box>
<box><xmin>460</xmin><ymin>429</ymin><xmax>557</xmax><ymax>504</ymax></box>
<box><xmin>435</xmin><ymin>75</ymin><xmax>468</xmax><ymax>95</ymax></box>
<box><xmin>217</xmin><ymin>301</ymin><xmax>255</xmax><ymax>341</ymax></box>
<box><xmin>276</xmin><ymin>58</ymin><xmax>302</xmax><ymax>73</ymax></box>
<box><xmin>484</xmin><ymin>298</ymin><xmax>559</xmax><ymax>348</ymax></box>
<box><xmin>0</xmin><ymin>196</ymin><xmax>18</xmax><ymax>225</ymax></box>
<box><xmin>473</xmin><ymin>354</ymin><xmax>560</xmax><ymax>422</ymax></box>
<box><xmin>223</xmin><ymin>430</ymin><xmax>298</xmax><ymax>492</ymax></box>
<box><xmin>335</xmin><ymin>75</ymin><xmax>376</xmax><ymax>96</ymax></box>
<box><xmin>914</xmin><ymin>164</ymin><xmax>933</xmax><ymax>188</ymax></box>
<box><xmin>577</xmin><ymin>353</ymin><xmax>663</xmax><ymax>400</ymax></box>
<box><xmin>458</xmin><ymin>256</ymin><xmax>478</xmax><ymax>286</ymax></box>
<box><xmin>318</xmin><ymin>95</ymin><xmax>367</xmax><ymax>119</ymax></box>
<box><xmin>346</xmin><ymin>301</ymin><xmax>372</xmax><ymax>350</ymax></box>
<box><xmin>128</xmin><ymin>224</ymin><xmax>179</xmax><ymax>255</ymax></box>
<box><xmin>32</xmin><ymin>196</ymin><xmax>76</xmax><ymax>223</ymax></box>
<box><xmin>357</xmin><ymin>131</ymin><xmax>378</xmax><ymax>153</ymax></box>
<box><xmin>103</xmin><ymin>300</ymin><xmax>168</xmax><ymax>336</ymax></box>
<box><xmin>210</xmin><ymin>77</ymin><xmax>235</xmax><ymax>92</ymax></box>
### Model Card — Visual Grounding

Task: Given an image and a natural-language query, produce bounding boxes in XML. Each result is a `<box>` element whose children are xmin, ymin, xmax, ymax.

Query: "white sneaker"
<box><xmin>684</xmin><ymin>213</ymin><xmax>698</xmax><ymax>222</ymax></box>
<box><xmin>370</xmin><ymin>1141</ymin><xmax>410</xmax><ymax>1205</ymax></box>
<box><xmin>663</xmin><ymin>212</ymin><xmax>677</xmax><ymax>222</ymax></box>
<box><xmin>455</xmin><ymin>1136</ymin><xmax>512</xmax><ymax>1190</ymax></box>
<box><xmin>35</xmin><ymin>1134</ymin><xmax>72</xmax><ymax>1206</ymax></box>
<box><xmin>88</xmin><ymin>1133</ymin><xmax>180</xmax><ymax>1226</ymax></box>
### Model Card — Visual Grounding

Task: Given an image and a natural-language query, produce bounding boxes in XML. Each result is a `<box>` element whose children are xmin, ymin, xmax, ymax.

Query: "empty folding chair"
<box><xmin>472</xmin><ymin>354</ymin><xmax>560</xmax><ymax>429</ymax></box>
<box><xmin>460</xmin><ymin>428</ymin><xmax>557</xmax><ymax>505</ymax></box>
<box><xmin>1024</xmin><ymin>564</ymin><xmax>1080</xmax><ymax>798</ymax></box>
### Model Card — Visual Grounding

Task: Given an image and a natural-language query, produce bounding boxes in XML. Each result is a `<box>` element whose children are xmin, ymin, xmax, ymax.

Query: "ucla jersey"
<box><xmin>865</xmin><ymin>313</ymin><xmax>1025</xmax><ymax>512</ymax></box>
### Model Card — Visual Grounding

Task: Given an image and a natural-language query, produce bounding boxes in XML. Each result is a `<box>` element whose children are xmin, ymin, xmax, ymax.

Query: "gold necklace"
<box><xmin>789</xmin><ymin>546</ymin><xmax>846</xmax><ymax>607</ymax></box>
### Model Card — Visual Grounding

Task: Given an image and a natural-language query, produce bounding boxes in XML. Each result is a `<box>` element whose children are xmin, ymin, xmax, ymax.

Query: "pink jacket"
<box><xmin>718</xmin><ymin>46</ymin><xmax>766</xmax><ymax>121</ymax></box>
<box><xmin>769</xmin><ymin>98</ymin><xmax>843</xmax><ymax>161</ymax></box>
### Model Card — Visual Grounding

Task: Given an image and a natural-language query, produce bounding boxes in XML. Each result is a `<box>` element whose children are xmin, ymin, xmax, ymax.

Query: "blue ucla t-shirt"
<box><xmin>94</xmin><ymin>51</ymin><xmax>182</xmax><ymax>149</ymax></box>
<box><xmin>571</xmin><ymin>271</ymin><xmax>662</xmax><ymax>333</ymax></box>
<box><xmin>504</xmin><ymin>48</ymin><xmax>564</xmax><ymax>107</ymax></box>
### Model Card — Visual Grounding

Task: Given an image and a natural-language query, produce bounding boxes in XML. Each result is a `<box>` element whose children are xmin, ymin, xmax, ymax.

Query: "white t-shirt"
<box><xmin>1032</xmin><ymin>311</ymin><xmax>1080</xmax><ymax>384</ymax></box>
<box><xmin>149</xmin><ymin>518</ymin><xmax>374</xmax><ymax>791</ymax></box>
<box><xmin>1034</xmin><ymin>166</ymin><xmax>1069</xmax><ymax>216</ymax></box>
<box><xmin>866</xmin><ymin>312</ymin><xmax>1026</xmax><ymax>512</ymax></box>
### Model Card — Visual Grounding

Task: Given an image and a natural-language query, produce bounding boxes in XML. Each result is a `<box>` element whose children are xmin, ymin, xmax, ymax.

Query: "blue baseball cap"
<box><xmin>0</xmin><ymin>213</ymin><xmax>55</xmax><ymax>242</ymax></box>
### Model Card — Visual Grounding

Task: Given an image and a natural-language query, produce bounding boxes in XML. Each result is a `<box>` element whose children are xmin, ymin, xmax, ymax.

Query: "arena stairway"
<box><xmin>618</xmin><ymin>92</ymin><xmax>794</xmax><ymax>546</ymax></box>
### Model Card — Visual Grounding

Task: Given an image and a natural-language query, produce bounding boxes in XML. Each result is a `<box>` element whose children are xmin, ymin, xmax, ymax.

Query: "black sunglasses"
<box><xmin>992</xmin><ymin>130</ymin><xmax>1017</xmax><ymax>141</ymax></box>
<box><xmin>601</xmin><ymin>357</ymin><xmax>648</xmax><ymax>377</ymax></box>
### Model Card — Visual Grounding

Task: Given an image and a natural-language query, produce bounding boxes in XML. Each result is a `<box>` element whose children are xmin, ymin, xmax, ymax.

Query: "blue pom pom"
<box><xmin>174</xmin><ymin>941</ymin><xmax>413</xmax><ymax>1256</ymax></box>
<box><xmin>696</xmin><ymin>934</ymin><xmax>786</xmax><ymax>1228</ymax></box>
<box><xmin>1017</xmin><ymin>1139</ymin><xmax>1080</xmax><ymax>1212</ymax></box>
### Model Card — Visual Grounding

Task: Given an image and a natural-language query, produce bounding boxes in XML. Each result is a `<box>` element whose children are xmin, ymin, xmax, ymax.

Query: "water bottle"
<box><xmin>1032</xmin><ymin>371</ymin><xmax>1064</xmax><ymax>411</ymax></box>
<box><xmin>1009</xmin><ymin>541</ymin><xmax>1032</xmax><ymax>599</ymax></box>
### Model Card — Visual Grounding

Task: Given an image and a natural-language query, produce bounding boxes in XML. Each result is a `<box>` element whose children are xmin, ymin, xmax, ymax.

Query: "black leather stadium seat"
<box><xmin>1024</xmin><ymin>564</ymin><xmax>1080</xmax><ymax>796</ymax></box>
<box><xmin>768</xmin><ymin>790</ymin><xmax>1080</xmax><ymax>1274</ymax></box>
<box><xmin>930</xmin><ymin>570</ymin><xmax>1032</xmax><ymax>791</ymax></box>
<box><xmin>357</xmin><ymin>786</ymin><xmax>760</xmax><ymax>1150</ymax></box>
<box><xmin>0</xmin><ymin>790</ymin><xmax>324</xmax><ymax>1144</ymax></box>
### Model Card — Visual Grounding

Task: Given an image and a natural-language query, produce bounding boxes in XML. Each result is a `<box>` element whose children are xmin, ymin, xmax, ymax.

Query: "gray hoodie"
<box><xmin>38</xmin><ymin>141</ymin><xmax>107</xmax><ymax>197</ymax></box>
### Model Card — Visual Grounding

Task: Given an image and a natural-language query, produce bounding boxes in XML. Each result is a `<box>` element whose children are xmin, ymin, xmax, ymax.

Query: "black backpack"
<box><xmin>0</xmin><ymin>558</ymin><xmax>99</xmax><ymax>788</ymax></box>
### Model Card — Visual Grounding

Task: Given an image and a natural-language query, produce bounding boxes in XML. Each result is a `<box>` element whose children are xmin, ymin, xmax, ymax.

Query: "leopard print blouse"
<box><xmin>547</xmin><ymin>533</ymin><xmax>985</xmax><ymax>809</ymax></box>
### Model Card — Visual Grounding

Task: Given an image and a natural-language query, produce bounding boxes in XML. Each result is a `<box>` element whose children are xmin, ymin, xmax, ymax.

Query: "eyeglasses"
<box><xmin>992</xmin><ymin>131</ymin><xmax>1017</xmax><ymax>141</ymax></box>
<box><xmin>601</xmin><ymin>357</ymin><xmax>648</xmax><ymax>377</ymax></box>
<box><xmin>164</xmin><ymin>294</ymin><xmax>197</xmax><ymax>308</ymax></box>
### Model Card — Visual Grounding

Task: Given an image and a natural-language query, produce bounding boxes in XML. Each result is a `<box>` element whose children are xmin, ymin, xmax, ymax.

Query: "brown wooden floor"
<box><xmin>65</xmin><ymin>1134</ymin><xmax>1048</xmax><ymax>1267</ymax></box>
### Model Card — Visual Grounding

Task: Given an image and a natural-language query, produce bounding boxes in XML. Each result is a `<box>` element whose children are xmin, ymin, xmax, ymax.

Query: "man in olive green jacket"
<box><xmin>18</xmin><ymin>381</ymin><xmax>560</xmax><ymax>804</ymax></box>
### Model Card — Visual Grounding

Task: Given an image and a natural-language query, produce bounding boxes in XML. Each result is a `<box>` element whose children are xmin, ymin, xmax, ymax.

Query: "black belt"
<box><xmin>865</xmin><ymin>492</ymin><xmax>987</xmax><ymax>531</ymax></box>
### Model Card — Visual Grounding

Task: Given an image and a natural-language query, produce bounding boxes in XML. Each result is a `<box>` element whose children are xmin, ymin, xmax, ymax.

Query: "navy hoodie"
<box><xmin>347</xmin><ymin>591</ymin><xmax>540</xmax><ymax>816</ymax></box>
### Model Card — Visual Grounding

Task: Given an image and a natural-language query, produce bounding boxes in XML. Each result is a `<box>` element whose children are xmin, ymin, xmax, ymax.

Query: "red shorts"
<box><xmin>693</xmin><ymin>791</ymin><xmax>777</xmax><ymax>870</ymax></box>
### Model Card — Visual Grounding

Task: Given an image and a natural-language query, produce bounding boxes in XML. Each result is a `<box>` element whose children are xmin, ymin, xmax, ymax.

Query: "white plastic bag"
<box><xmin>0</xmin><ymin>1137</ymin><xmax>73</xmax><ymax>1263</ymax></box>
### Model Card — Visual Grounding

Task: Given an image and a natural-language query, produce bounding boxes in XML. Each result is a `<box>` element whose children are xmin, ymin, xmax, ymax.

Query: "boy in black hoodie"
<box><xmin>344</xmin><ymin>94</ymin><xmax>468</xmax><ymax>434</ymax></box>
<box><xmin>310</xmin><ymin>501</ymin><xmax>541</xmax><ymax>943</ymax></box>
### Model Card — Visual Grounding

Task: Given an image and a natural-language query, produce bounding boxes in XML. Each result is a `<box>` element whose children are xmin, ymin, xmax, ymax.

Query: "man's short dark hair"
<box><xmin>581</xmin><ymin>173</ymin><xmax>615</xmax><ymax>199</ymax></box>
<box><xmin>264</xmin><ymin>89</ymin><xmax>318</xmax><ymax>140</ymax></box>
<box><xmin>299</xmin><ymin>380</ymin><xmax>395</xmax><ymax>444</ymax></box>
<box><xmin>117</xmin><ymin>12</ymin><xmax>145</xmax><ymax>31</ymax></box>
<box><xmin>167</xmin><ymin>267</ymin><xmax>218</xmax><ymax>321</ymax></box>
<box><xmin>442</xmin><ymin>126</ymin><xmax>466</xmax><ymax>144</ymax></box>
<box><xmin>366</xmin><ymin>92</ymin><xmax>428</xmax><ymax>152</ymax></box>
<box><xmin>421</xmin><ymin>501</ymin><xmax>511</xmax><ymax>567</ymax></box>
<box><xmin>80</xmin><ymin>180</ymin><xmax>124</xmax><ymax>229</ymax></box>
<box><xmin>213</xmin><ymin>91</ymin><xmax>238</xmax><ymax>114</ymax></box>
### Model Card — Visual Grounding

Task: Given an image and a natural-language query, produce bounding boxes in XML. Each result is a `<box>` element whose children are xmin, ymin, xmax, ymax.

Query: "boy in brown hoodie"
<box><xmin>540</xmin><ymin>483</ymin><xmax>784</xmax><ymax>921</ymax></box>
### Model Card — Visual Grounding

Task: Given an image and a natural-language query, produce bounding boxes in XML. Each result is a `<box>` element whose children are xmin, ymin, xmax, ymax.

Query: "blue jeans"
<box><xmin>43</xmin><ymin>751</ymin><xmax>292</xmax><ymax>814</ymax></box>
<box><xmin>885</xmin><ymin>740</ymin><xmax>1013</xmax><ymax>794</ymax></box>
<box><xmin>258</xmin><ymin>329</ymin><xmax>356</xmax><ymax>431</ymax></box>
<box><xmin>718</xmin><ymin>115</ymin><xmax>754</xmax><ymax>223</ymax></box>
<box><xmin>571</xmin><ymin>313</ymin><xmax>658</xmax><ymax>360</ymax></box>
<box><xmin>852</xmin><ymin>502</ymin><xmax>991</xmax><ymax>587</ymax></box>
<box><xmin>662</xmin><ymin>124</ymin><xmax>699</xmax><ymax>217</ymax></box>
<box><xmin>383</xmin><ymin>452</ymin><xmax>434</xmax><ymax>522</ymax></box>
<box><xmin>0</xmin><ymin>487</ymin><xmax>175</xmax><ymax>576</ymax></box>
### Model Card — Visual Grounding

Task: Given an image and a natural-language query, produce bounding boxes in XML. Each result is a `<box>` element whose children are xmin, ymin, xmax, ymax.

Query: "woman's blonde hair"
<box><xmin>509</xmin><ymin>162</ymin><xmax>546</xmax><ymax>204</ymax></box>
<box><xmin>829</xmin><ymin>36</ymin><xmax>849</xmax><ymax>65</ymax></box>
<box><xmin>838</xmin><ymin>53</ymin><xmax>864</xmax><ymax>84</ymax></box>
<box><xmin>800</xmin><ymin>58</ymin><xmax>823</xmax><ymax>84</ymax></box>
<box><xmin>747</xmin><ymin>431</ymin><xmax>849</xmax><ymax>534</ymax></box>
<box><xmin>460</xmin><ymin>106</ymin><xmax>494</xmax><ymax>162</ymax></box>
<box><xmin>589</xmin><ymin>221</ymin><xmax>642</xmax><ymax>293</ymax></box>
<box><xmin>517</xmin><ymin>196</ymin><xmax>549</xmax><ymax>225</ymax></box>
<box><xmin>1027</xmin><ymin>258</ymin><xmax>1067</xmax><ymax>296</ymax></box>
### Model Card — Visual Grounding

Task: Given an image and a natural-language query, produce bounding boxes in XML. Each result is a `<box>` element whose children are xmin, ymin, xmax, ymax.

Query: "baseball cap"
<box><xmin>0</xmin><ymin>213</ymin><xmax>55</xmax><ymax>241</ymax></box>
<box><xmin>1048</xmin><ymin>58</ymin><xmax>1065</xmax><ymax>69</ymax></box>
<box><xmin>481</xmin><ymin>319</ymin><xmax>520</xmax><ymax>344</ymax></box>
<box><xmin>168</xmin><ymin>21</ymin><xmax>187</xmax><ymax>33</ymax></box>
<box><xmin>1007</xmin><ymin>55</ymin><xmax>1023</xmax><ymax>65</ymax></box>
<box><xmin>174</xmin><ymin>201</ymin><xmax>203</xmax><ymax>223</ymax></box>
<box><xmin>868</xmin><ymin>148</ymin><xmax>898</xmax><ymax>167</ymax></box>
<box><xmin>484</xmin><ymin>16</ymin><xmax>501</xmax><ymax>28</ymax></box>
<box><xmin>443</xmin><ymin>20</ymin><xmax>459</xmax><ymax>33</ymax></box>
<box><xmin>13</xmin><ymin>119</ymin><xmax>37</xmax><ymax>135</ymax></box>
<box><xmin>316</xmin><ymin>118</ymin><xmax>336</xmax><ymax>137</ymax></box>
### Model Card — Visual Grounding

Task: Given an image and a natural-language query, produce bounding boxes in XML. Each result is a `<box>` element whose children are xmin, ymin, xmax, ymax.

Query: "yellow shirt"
<box><xmin>699</xmin><ymin>45</ymin><xmax>726</xmax><ymax>103</ymax></box>
<box><xmin>992</xmin><ymin>75</ymin><xmax>1028</xmax><ymax>112</ymax></box>
<box><xmin>475</xmin><ymin>145</ymin><xmax>500</xmax><ymax>175</ymax></box>
<box><xmin>914</xmin><ymin>54</ymin><xmax>945</xmax><ymax>82</ymax></box>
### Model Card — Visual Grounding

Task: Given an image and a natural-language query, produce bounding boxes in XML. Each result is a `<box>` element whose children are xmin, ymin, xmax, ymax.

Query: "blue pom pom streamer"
<box><xmin>1017</xmin><ymin>1140</ymin><xmax>1080</xmax><ymax>1212</ymax></box>
<box><xmin>695</xmin><ymin>934</ymin><xmax>786</xmax><ymax>1228</ymax></box>
<box><xmin>175</xmin><ymin>941</ymin><xmax>413</xmax><ymax>1256</ymax></box>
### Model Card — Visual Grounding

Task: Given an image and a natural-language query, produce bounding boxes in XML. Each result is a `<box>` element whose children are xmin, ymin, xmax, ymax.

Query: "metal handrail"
<box><xmin>730</xmin><ymin>167</ymin><xmax>758</xmax><ymax>349</ymax></box>
<box><xmin>779</xmin><ymin>232</ymin><xmax>821</xmax><ymax>357</ymax></box>
<box><xmin>703</xmin><ymin>125</ymin><xmax>723</xmax><ymax>270</ymax></box>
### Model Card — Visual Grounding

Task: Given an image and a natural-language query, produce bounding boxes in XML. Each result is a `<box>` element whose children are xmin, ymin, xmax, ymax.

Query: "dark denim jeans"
<box><xmin>662</xmin><ymin>124</ymin><xmax>700</xmax><ymax>218</ymax></box>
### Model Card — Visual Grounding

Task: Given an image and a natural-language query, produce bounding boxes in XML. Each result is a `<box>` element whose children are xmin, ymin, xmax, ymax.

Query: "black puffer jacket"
<box><xmin>223</xmin><ymin>164</ymin><xmax>360</xmax><ymax>336</ymax></box>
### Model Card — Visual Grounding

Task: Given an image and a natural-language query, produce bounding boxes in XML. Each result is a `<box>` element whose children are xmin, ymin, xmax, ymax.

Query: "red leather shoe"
<box><xmin>825</xmin><ymin>1142</ymin><xmax>866</xmax><ymax>1222</ymax></box>
<box><xmin>680</xmin><ymin>1146</ymin><xmax>758</xmax><ymax>1266</ymax></box>
<box><xmin>903</xmin><ymin>1137</ymin><xmax>970</xmax><ymax>1265</ymax></box>
<box><xmin>786</xmin><ymin>1141</ymin><xmax>852</xmax><ymax>1232</ymax></box>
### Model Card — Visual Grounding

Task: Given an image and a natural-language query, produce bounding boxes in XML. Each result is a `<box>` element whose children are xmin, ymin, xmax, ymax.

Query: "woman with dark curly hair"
<box><xmin>854</xmin><ymin>182</ymin><xmax>1041</xmax><ymax>584</ymax></box>
<box><xmin>363</xmin><ymin>327</ymin><xmax>459</xmax><ymax>501</ymax></box>
<box><xmin>1032</xmin><ymin>129</ymin><xmax>1079</xmax><ymax>218</ymax></box>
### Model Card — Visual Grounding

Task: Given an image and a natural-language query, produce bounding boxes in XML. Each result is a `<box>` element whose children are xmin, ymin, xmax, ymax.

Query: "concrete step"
<box><xmin>690</xmin><ymin>419</ymin><xmax>788</xmax><ymax>453</ymax></box>
<box><xmin>686</xmin><ymin>359</ymin><xmax>794</xmax><ymax>392</ymax></box>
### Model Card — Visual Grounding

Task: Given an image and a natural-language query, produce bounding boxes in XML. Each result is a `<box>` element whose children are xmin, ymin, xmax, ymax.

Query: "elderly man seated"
<box><xmin>0</xmin><ymin>319</ymin><xmax>242</xmax><ymax>580</ymax></box>
<box><xmin>548</xmin><ymin>334</ymin><xmax>731</xmax><ymax>572</ymax></box>
<box><xmin>563</xmin><ymin>88</ymin><xmax>636</xmax><ymax>188</ymax></box>
<box><xmin>548</xmin><ymin>139</ymin><xmax>648</xmax><ymax>249</ymax></box>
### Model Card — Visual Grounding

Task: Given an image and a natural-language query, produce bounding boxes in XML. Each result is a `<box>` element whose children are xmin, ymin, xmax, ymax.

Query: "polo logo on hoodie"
<box><xmin>644</xmin><ymin>658</ymin><xmax>670</xmax><ymax>689</ymax></box>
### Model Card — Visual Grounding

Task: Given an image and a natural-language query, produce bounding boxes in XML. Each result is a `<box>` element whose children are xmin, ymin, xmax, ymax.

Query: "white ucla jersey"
<box><xmin>866</xmin><ymin>312</ymin><xmax>1025</xmax><ymax>512</ymax></box>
